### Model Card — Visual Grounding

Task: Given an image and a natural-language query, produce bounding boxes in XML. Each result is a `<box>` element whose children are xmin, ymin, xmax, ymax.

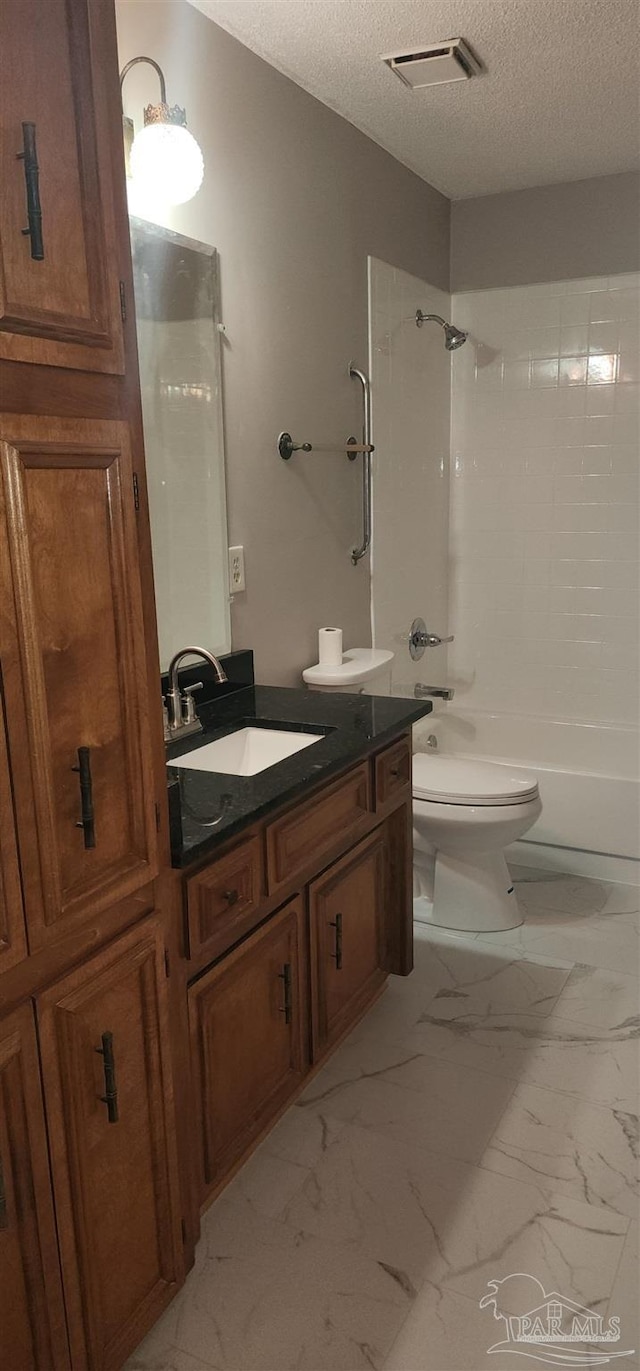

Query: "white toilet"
<box><xmin>302</xmin><ymin>646</ymin><xmax>541</xmax><ymax>934</ymax></box>
<box><xmin>413</xmin><ymin>754</ymin><xmax>541</xmax><ymax>932</ymax></box>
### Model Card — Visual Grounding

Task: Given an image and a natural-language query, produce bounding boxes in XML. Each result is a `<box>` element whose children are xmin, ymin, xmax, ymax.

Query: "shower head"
<box><xmin>416</xmin><ymin>310</ymin><xmax>468</xmax><ymax>350</ymax></box>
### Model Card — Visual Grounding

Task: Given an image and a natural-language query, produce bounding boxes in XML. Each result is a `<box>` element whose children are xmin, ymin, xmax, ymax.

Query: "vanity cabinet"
<box><xmin>189</xmin><ymin>897</ymin><xmax>306</xmax><ymax>1202</ymax></box>
<box><xmin>0</xmin><ymin>413</ymin><xmax>159</xmax><ymax>951</ymax></box>
<box><xmin>309</xmin><ymin>830</ymin><xmax>385</xmax><ymax>1060</ymax></box>
<box><xmin>37</xmin><ymin>916</ymin><xmax>184</xmax><ymax>1371</ymax></box>
<box><xmin>182</xmin><ymin>739</ymin><xmax>415</xmax><ymax>1213</ymax></box>
<box><xmin>0</xmin><ymin>1004</ymin><xmax>71</xmax><ymax>1371</ymax></box>
<box><xmin>0</xmin><ymin>0</ymin><xmax>126</xmax><ymax>374</ymax></box>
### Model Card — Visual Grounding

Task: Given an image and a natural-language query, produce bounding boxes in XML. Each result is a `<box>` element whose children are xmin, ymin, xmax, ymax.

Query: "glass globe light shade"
<box><xmin>130</xmin><ymin>122</ymin><xmax>204</xmax><ymax>206</ymax></box>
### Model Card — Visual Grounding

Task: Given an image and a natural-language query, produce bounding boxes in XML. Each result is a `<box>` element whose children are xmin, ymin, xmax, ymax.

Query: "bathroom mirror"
<box><xmin>130</xmin><ymin>218</ymin><xmax>231</xmax><ymax>670</ymax></box>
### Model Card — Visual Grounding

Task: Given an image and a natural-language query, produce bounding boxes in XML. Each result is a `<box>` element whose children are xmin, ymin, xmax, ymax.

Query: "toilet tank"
<box><xmin>302</xmin><ymin>648</ymin><xmax>394</xmax><ymax>695</ymax></box>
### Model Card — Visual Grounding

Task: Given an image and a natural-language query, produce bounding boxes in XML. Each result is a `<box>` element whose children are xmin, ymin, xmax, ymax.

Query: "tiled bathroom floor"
<box><xmin>127</xmin><ymin>866</ymin><xmax>639</xmax><ymax>1371</ymax></box>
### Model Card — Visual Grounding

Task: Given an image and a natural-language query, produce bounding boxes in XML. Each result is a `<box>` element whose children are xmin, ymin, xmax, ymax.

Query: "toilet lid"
<box><xmin>413</xmin><ymin>754</ymin><xmax>539</xmax><ymax>806</ymax></box>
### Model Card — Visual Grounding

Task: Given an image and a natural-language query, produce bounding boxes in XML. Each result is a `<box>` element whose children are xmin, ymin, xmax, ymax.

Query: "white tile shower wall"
<box><xmin>369</xmin><ymin>258</ymin><xmax>452</xmax><ymax>697</ymax></box>
<box><xmin>449</xmin><ymin>275</ymin><xmax>639</xmax><ymax>733</ymax></box>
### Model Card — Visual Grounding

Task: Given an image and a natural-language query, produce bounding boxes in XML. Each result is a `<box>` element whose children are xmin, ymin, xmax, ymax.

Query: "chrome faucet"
<box><xmin>414</xmin><ymin>684</ymin><xmax>455</xmax><ymax>701</ymax></box>
<box><xmin>165</xmin><ymin>646</ymin><xmax>228</xmax><ymax>741</ymax></box>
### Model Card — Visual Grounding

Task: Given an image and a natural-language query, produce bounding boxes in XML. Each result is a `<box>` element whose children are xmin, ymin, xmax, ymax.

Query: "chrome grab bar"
<box><xmin>349</xmin><ymin>363</ymin><xmax>372</xmax><ymax>565</ymax></box>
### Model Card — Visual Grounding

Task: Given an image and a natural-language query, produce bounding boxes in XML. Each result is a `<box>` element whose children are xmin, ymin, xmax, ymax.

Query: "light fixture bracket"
<box><xmin>143</xmin><ymin>101</ymin><xmax>187</xmax><ymax>128</ymax></box>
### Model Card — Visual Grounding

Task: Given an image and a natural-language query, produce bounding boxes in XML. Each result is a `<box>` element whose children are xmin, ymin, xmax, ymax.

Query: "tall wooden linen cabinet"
<box><xmin>0</xmin><ymin>1</ymin><xmax>185</xmax><ymax>1367</ymax></box>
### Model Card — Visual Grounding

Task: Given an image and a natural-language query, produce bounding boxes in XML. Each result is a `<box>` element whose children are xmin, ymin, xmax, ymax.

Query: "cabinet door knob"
<box><xmin>329</xmin><ymin>912</ymin><xmax>343</xmax><ymax>970</ymax></box>
<box><xmin>96</xmin><ymin>1031</ymin><xmax>119</xmax><ymax>1123</ymax></box>
<box><xmin>16</xmin><ymin>121</ymin><xmax>44</xmax><ymax>260</ymax></box>
<box><xmin>72</xmin><ymin>746</ymin><xmax>96</xmax><ymax>849</ymax></box>
<box><xmin>0</xmin><ymin>1153</ymin><xmax>7</xmax><ymax>1230</ymax></box>
<box><xmin>278</xmin><ymin>962</ymin><xmax>293</xmax><ymax>1024</ymax></box>
<box><xmin>224</xmin><ymin>888</ymin><xmax>239</xmax><ymax>906</ymax></box>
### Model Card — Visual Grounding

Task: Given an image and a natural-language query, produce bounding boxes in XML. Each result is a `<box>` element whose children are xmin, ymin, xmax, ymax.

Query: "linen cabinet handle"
<box><xmin>278</xmin><ymin>962</ymin><xmax>293</xmax><ymax>1024</ymax></box>
<box><xmin>16</xmin><ymin>121</ymin><xmax>44</xmax><ymax>261</ymax></box>
<box><xmin>329</xmin><ymin>912</ymin><xmax>343</xmax><ymax>970</ymax></box>
<box><xmin>96</xmin><ymin>1031</ymin><xmax>119</xmax><ymax>1123</ymax></box>
<box><xmin>0</xmin><ymin>1153</ymin><xmax>7</xmax><ymax>1229</ymax></box>
<box><xmin>72</xmin><ymin>746</ymin><xmax>96</xmax><ymax>849</ymax></box>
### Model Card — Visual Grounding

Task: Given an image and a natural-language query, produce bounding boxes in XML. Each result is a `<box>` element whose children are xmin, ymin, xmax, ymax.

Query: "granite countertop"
<box><xmin>166</xmin><ymin>685</ymin><xmax>432</xmax><ymax>868</ymax></box>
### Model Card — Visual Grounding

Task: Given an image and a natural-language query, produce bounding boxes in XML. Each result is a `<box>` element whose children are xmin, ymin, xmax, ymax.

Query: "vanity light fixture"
<box><xmin>119</xmin><ymin>56</ymin><xmax>204</xmax><ymax>206</ymax></box>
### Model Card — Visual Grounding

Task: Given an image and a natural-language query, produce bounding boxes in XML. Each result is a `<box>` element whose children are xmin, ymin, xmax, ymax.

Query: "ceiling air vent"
<box><xmin>383</xmin><ymin>38</ymin><xmax>481</xmax><ymax>89</ymax></box>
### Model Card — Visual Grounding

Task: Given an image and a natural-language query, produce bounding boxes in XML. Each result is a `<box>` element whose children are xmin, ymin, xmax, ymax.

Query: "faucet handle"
<box><xmin>181</xmin><ymin>681</ymin><xmax>203</xmax><ymax>726</ymax></box>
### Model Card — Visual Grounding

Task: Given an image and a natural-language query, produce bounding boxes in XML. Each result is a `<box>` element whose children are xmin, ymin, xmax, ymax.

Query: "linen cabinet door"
<box><xmin>0</xmin><ymin>690</ymin><xmax>27</xmax><ymax>974</ymax></box>
<box><xmin>0</xmin><ymin>0</ymin><xmax>125</xmax><ymax>373</ymax></box>
<box><xmin>189</xmin><ymin>897</ymin><xmax>307</xmax><ymax>1204</ymax></box>
<box><xmin>37</xmin><ymin>916</ymin><xmax>184</xmax><ymax>1371</ymax></box>
<box><xmin>0</xmin><ymin>414</ymin><xmax>158</xmax><ymax>951</ymax></box>
<box><xmin>309</xmin><ymin>829</ymin><xmax>386</xmax><ymax>1060</ymax></box>
<box><xmin>0</xmin><ymin>1004</ymin><xmax>71</xmax><ymax>1370</ymax></box>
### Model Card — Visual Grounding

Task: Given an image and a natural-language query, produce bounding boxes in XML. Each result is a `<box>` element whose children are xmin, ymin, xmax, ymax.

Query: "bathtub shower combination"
<box><xmin>369</xmin><ymin>260</ymin><xmax>640</xmax><ymax>917</ymax></box>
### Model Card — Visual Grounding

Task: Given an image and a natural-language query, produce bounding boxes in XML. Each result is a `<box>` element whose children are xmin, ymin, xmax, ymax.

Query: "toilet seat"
<box><xmin>413</xmin><ymin>754</ymin><xmax>539</xmax><ymax>807</ymax></box>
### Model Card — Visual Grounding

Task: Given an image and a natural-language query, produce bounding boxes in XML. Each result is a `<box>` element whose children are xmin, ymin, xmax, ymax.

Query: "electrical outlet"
<box><xmin>228</xmin><ymin>545</ymin><xmax>246</xmax><ymax>593</ymax></box>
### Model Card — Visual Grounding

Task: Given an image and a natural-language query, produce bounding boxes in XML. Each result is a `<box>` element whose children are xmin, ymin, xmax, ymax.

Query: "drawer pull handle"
<box><xmin>16</xmin><ymin>121</ymin><xmax>44</xmax><ymax>261</ymax></box>
<box><xmin>329</xmin><ymin>911</ymin><xmax>343</xmax><ymax>970</ymax></box>
<box><xmin>96</xmin><ymin>1031</ymin><xmax>119</xmax><ymax>1123</ymax></box>
<box><xmin>72</xmin><ymin>746</ymin><xmax>96</xmax><ymax>849</ymax></box>
<box><xmin>278</xmin><ymin>962</ymin><xmax>293</xmax><ymax>1024</ymax></box>
<box><xmin>0</xmin><ymin>1154</ymin><xmax>7</xmax><ymax>1230</ymax></box>
<box><xmin>224</xmin><ymin>888</ymin><xmax>239</xmax><ymax>906</ymax></box>
<box><xmin>390</xmin><ymin>767</ymin><xmax>401</xmax><ymax>777</ymax></box>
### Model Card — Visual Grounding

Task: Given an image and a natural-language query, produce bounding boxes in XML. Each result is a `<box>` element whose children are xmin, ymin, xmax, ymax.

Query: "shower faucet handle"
<box><xmin>408</xmin><ymin>618</ymin><xmax>455</xmax><ymax>661</ymax></box>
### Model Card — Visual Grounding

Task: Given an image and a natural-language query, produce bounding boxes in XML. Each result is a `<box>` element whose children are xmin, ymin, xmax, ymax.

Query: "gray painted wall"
<box><xmin>117</xmin><ymin>1</ymin><xmax>449</xmax><ymax>685</ymax></box>
<box><xmin>451</xmin><ymin>172</ymin><xmax>640</xmax><ymax>292</ymax></box>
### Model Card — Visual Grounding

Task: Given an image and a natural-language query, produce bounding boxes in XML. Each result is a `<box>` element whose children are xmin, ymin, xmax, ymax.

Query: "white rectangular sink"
<box><xmin>169</xmin><ymin>726</ymin><xmax>324</xmax><ymax>776</ymax></box>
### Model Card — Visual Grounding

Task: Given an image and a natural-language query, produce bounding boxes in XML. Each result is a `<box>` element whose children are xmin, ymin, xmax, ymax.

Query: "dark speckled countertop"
<box><xmin>166</xmin><ymin>685</ymin><xmax>431</xmax><ymax>868</ymax></box>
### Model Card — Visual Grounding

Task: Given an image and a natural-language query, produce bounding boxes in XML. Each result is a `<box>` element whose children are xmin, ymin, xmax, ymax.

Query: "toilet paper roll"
<box><xmin>318</xmin><ymin>627</ymin><xmax>343</xmax><ymax>668</ymax></box>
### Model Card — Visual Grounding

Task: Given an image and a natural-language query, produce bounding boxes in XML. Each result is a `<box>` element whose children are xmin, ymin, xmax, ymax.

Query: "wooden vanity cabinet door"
<box><xmin>0</xmin><ymin>414</ymin><xmax>158</xmax><ymax>950</ymax></box>
<box><xmin>37</xmin><ymin>915</ymin><xmax>184</xmax><ymax>1371</ymax></box>
<box><xmin>0</xmin><ymin>693</ymin><xmax>28</xmax><ymax>974</ymax></box>
<box><xmin>0</xmin><ymin>1004</ymin><xmax>71</xmax><ymax>1370</ymax></box>
<box><xmin>0</xmin><ymin>0</ymin><xmax>125</xmax><ymax>373</ymax></box>
<box><xmin>189</xmin><ymin>897</ymin><xmax>306</xmax><ymax>1203</ymax></box>
<box><xmin>309</xmin><ymin>829</ymin><xmax>386</xmax><ymax>1060</ymax></box>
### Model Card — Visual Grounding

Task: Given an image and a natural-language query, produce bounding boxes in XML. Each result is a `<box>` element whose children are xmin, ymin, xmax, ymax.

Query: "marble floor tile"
<box><xmin>258</xmin><ymin>1101</ymin><xmax>347</xmax><ymax>1171</ymax></box>
<box><xmin>125</xmin><ymin>870</ymin><xmax>639</xmax><ymax>1371</ymax></box>
<box><xmin>553</xmin><ymin>961</ymin><xmax>640</xmax><ymax>1031</ymax></box>
<box><xmin>127</xmin><ymin>1347</ymin><xmax>219</xmax><ymax>1371</ymax></box>
<box><xmin>417</xmin><ymin>939</ymin><xmax>574</xmax><ymax>1019</ymax></box>
<box><xmin>383</xmin><ymin>1278</ymin><xmax>640</xmax><ymax>1371</ymax></box>
<box><xmin>278</xmin><ymin>1122</ymin><xmax>628</xmax><ymax>1312</ymax></box>
<box><xmin>510</xmin><ymin>869</ymin><xmax>613</xmax><ymax>916</ymax></box>
<box><xmin>296</xmin><ymin>1055</ymin><xmax>515</xmax><ymax>1164</ymax></box>
<box><xmin>607</xmin><ymin>1220</ymin><xmax>640</xmax><ymax>1360</ymax></box>
<box><xmin>403</xmin><ymin>1008</ymin><xmax>639</xmax><ymax>1111</ymax></box>
<box><xmin>171</xmin><ymin>1191</ymin><xmax>412</xmax><ymax>1371</ymax></box>
<box><xmin>480</xmin><ymin>1082</ymin><xmax>639</xmax><ymax>1219</ymax></box>
<box><xmin>228</xmin><ymin>1141</ymin><xmax>313</xmax><ymax>1220</ymax></box>
<box><xmin>475</xmin><ymin>918</ymin><xmax>640</xmax><ymax>975</ymax></box>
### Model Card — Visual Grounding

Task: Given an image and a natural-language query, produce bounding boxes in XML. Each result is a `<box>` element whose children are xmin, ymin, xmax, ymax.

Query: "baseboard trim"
<box><xmin>507</xmin><ymin>839</ymin><xmax>639</xmax><ymax>886</ymax></box>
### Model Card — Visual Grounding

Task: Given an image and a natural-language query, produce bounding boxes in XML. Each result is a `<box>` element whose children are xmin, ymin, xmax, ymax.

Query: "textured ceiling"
<box><xmin>188</xmin><ymin>0</ymin><xmax>640</xmax><ymax>199</ymax></box>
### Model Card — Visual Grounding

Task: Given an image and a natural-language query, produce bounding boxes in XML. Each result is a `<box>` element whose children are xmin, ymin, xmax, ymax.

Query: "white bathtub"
<box><xmin>412</xmin><ymin>708</ymin><xmax>640</xmax><ymax>872</ymax></box>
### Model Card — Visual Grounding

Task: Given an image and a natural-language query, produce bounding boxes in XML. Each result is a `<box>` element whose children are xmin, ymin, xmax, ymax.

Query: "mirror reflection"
<box><xmin>130</xmin><ymin>218</ymin><xmax>230</xmax><ymax>670</ymax></box>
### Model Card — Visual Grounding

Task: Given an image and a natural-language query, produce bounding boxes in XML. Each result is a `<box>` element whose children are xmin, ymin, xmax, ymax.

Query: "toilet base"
<box><xmin>418</xmin><ymin>849</ymin><xmax>523</xmax><ymax>932</ymax></box>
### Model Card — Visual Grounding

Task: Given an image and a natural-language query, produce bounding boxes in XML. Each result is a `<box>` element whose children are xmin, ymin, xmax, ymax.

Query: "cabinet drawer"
<box><xmin>374</xmin><ymin>737</ymin><xmax>412</xmax><ymax>809</ymax></box>
<box><xmin>187</xmin><ymin>835</ymin><xmax>264</xmax><ymax>962</ymax></box>
<box><xmin>266</xmin><ymin>764</ymin><xmax>371</xmax><ymax>893</ymax></box>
